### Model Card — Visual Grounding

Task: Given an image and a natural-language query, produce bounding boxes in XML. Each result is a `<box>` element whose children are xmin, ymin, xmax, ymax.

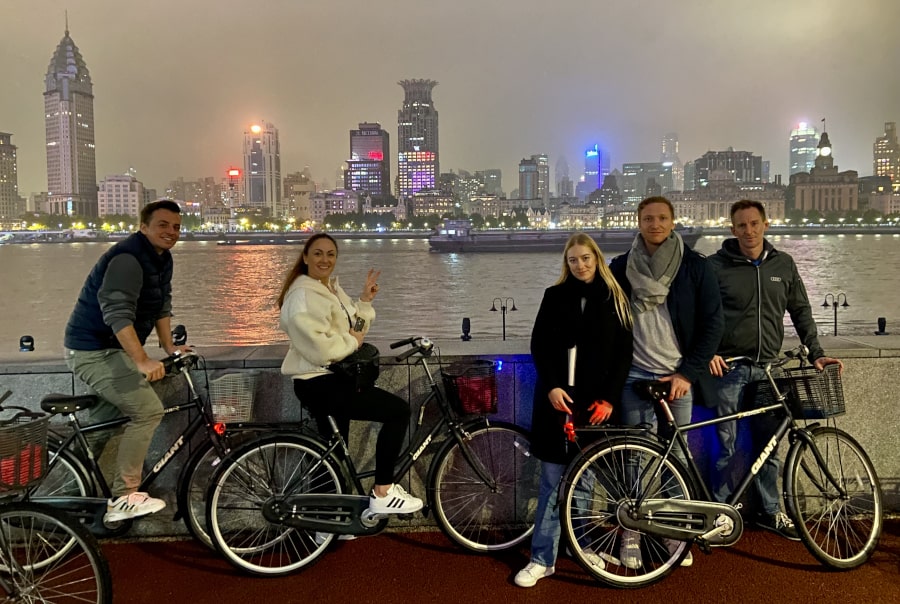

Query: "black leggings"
<box><xmin>293</xmin><ymin>374</ymin><xmax>410</xmax><ymax>485</ymax></box>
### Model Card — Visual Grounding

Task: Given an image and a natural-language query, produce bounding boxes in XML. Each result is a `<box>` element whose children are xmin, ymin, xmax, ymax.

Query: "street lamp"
<box><xmin>490</xmin><ymin>297</ymin><xmax>518</xmax><ymax>341</ymax></box>
<box><xmin>821</xmin><ymin>293</ymin><xmax>849</xmax><ymax>336</ymax></box>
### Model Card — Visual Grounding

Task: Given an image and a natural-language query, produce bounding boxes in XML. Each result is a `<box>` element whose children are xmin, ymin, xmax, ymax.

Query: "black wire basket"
<box><xmin>760</xmin><ymin>363</ymin><xmax>846</xmax><ymax>419</ymax></box>
<box><xmin>0</xmin><ymin>407</ymin><xmax>50</xmax><ymax>492</ymax></box>
<box><xmin>441</xmin><ymin>360</ymin><xmax>498</xmax><ymax>415</ymax></box>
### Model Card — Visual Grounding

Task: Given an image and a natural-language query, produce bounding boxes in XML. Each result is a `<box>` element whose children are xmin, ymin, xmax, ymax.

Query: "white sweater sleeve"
<box><xmin>281</xmin><ymin>285</ymin><xmax>357</xmax><ymax>367</ymax></box>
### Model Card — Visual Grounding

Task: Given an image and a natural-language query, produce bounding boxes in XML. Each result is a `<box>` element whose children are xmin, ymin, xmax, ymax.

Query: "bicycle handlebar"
<box><xmin>390</xmin><ymin>336</ymin><xmax>418</xmax><ymax>349</ymax></box>
<box><xmin>724</xmin><ymin>344</ymin><xmax>811</xmax><ymax>373</ymax></box>
<box><xmin>162</xmin><ymin>350</ymin><xmax>200</xmax><ymax>374</ymax></box>
<box><xmin>388</xmin><ymin>336</ymin><xmax>435</xmax><ymax>362</ymax></box>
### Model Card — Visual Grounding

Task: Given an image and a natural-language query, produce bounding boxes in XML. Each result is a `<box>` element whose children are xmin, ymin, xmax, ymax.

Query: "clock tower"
<box><xmin>814</xmin><ymin>131</ymin><xmax>834</xmax><ymax>170</ymax></box>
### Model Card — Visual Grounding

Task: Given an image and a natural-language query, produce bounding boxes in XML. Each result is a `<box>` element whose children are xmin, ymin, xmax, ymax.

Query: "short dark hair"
<box><xmin>140</xmin><ymin>199</ymin><xmax>181</xmax><ymax>226</ymax></box>
<box><xmin>730</xmin><ymin>199</ymin><xmax>767</xmax><ymax>222</ymax></box>
<box><xmin>638</xmin><ymin>196</ymin><xmax>674</xmax><ymax>220</ymax></box>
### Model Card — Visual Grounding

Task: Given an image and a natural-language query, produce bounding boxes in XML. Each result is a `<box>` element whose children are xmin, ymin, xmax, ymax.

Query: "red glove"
<box><xmin>587</xmin><ymin>400</ymin><xmax>613</xmax><ymax>425</ymax></box>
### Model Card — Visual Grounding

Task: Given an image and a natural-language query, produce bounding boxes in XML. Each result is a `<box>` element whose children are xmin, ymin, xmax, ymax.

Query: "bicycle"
<box><xmin>205</xmin><ymin>335</ymin><xmax>540</xmax><ymax>576</ymax></box>
<box><xmin>557</xmin><ymin>344</ymin><xmax>883</xmax><ymax>588</ymax></box>
<box><xmin>20</xmin><ymin>349</ymin><xmax>269</xmax><ymax>549</ymax></box>
<box><xmin>1</xmin><ymin>390</ymin><xmax>112</xmax><ymax>603</ymax></box>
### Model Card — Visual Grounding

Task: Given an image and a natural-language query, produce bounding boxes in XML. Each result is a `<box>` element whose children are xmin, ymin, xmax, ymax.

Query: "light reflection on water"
<box><xmin>1</xmin><ymin>234</ymin><xmax>899</xmax><ymax>358</ymax></box>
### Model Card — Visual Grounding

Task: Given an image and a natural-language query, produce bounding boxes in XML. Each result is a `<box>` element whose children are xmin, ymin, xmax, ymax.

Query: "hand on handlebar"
<box><xmin>587</xmin><ymin>400</ymin><xmax>613</xmax><ymax>425</ymax></box>
<box><xmin>138</xmin><ymin>357</ymin><xmax>166</xmax><ymax>382</ymax></box>
<box><xmin>709</xmin><ymin>354</ymin><xmax>730</xmax><ymax>378</ymax></box>
<box><xmin>814</xmin><ymin>356</ymin><xmax>844</xmax><ymax>373</ymax></box>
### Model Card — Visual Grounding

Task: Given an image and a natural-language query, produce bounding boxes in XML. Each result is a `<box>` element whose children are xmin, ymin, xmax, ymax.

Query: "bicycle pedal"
<box><xmin>696</xmin><ymin>539</ymin><xmax>712</xmax><ymax>555</ymax></box>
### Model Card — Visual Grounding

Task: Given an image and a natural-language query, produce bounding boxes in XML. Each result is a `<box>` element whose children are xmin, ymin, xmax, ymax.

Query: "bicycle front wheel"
<box><xmin>560</xmin><ymin>437</ymin><xmax>694</xmax><ymax>588</ymax></box>
<box><xmin>785</xmin><ymin>426</ymin><xmax>883</xmax><ymax>569</ymax></box>
<box><xmin>430</xmin><ymin>420</ymin><xmax>539</xmax><ymax>552</ymax></box>
<box><xmin>0</xmin><ymin>502</ymin><xmax>112</xmax><ymax>604</ymax></box>
<box><xmin>206</xmin><ymin>434</ymin><xmax>343</xmax><ymax>576</ymax></box>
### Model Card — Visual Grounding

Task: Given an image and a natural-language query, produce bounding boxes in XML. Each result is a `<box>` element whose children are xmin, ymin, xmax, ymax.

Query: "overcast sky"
<box><xmin>2</xmin><ymin>0</ymin><xmax>898</xmax><ymax>196</ymax></box>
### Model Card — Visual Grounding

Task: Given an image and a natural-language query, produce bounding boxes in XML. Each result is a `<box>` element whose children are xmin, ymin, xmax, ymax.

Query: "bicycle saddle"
<box><xmin>632</xmin><ymin>380</ymin><xmax>670</xmax><ymax>402</ymax></box>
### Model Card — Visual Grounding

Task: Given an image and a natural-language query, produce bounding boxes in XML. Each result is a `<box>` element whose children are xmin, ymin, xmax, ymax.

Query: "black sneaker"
<box><xmin>756</xmin><ymin>512</ymin><xmax>800</xmax><ymax>541</ymax></box>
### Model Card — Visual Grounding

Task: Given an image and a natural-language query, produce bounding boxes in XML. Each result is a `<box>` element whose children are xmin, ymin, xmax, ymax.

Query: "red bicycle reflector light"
<box><xmin>213</xmin><ymin>422</ymin><xmax>226</xmax><ymax>435</ymax></box>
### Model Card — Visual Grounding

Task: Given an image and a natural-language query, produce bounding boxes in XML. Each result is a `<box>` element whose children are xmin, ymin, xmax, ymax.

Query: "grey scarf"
<box><xmin>625</xmin><ymin>231</ymin><xmax>684</xmax><ymax>312</ymax></box>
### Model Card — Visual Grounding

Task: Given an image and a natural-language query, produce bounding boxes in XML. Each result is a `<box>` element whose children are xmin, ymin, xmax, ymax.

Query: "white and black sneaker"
<box><xmin>367</xmin><ymin>484</ymin><xmax>423</xmax><ymax>515</ymax></box>
<box><xmin>105</xmin><ymin>492</ymin><xmax>166</xmax><ymax>523</ymax></box>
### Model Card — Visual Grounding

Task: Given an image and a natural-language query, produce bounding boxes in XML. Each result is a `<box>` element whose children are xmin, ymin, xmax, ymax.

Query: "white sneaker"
<box><xmin>105</xmin><ymin>492</ymin><xmax>166</xmax><ymax>523</ymax></box>
<box><xmin>583</xmin><ymin>551</ymin><xmax>607</xmax><ymax>571</ymax></box>
<box><xmin>367</xmin><ymin>484</ymin><xmax>423</xmax><ymax>515</ymax></box>
<box><xmin>663</xmin><ymin>538</ymin><xmax>693</xmax><ymax>567</ymax></box>
<box><xmin>619</xmin><ymin>530</ymin><xmax>642</xmax><ymax>569</ymax></box>
<box><xmin>514</xmin><ymin>562</ymin><xmax>555</xmax><ymax>587</ymax></box>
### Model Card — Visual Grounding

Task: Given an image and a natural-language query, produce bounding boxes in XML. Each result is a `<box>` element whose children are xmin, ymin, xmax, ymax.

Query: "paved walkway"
<box><xmin>105</xmin><ymin>521</ymin><xmax>899</xmax><ymax>603</ymax></box>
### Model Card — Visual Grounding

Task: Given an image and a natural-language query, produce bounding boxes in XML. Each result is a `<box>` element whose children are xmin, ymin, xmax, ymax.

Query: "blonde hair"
<box><xmin>557</xmin><ymin>232</ymin><xmax>633</xmax><ymax>330</ymax></box>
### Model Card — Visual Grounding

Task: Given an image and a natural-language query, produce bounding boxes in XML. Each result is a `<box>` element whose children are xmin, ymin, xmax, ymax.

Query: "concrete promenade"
<box><xmin>1</xmin><ymin>333</ymin><xmax>898</xmax><ymax>541</ymax></box>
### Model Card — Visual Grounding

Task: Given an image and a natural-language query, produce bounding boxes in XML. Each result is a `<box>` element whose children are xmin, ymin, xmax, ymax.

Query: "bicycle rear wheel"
<box><xmin>0</xmin><ymin>502</ymin><xmax>112</xmax><ymax>604</ymax></box>
<box><xmin>429</xmin><ymin>420</ymin><xmax>539</xmax><ymax>551</ymax></box>
<box><xmin>559</xmin><ymin>437</ymin><xmax>693</xmax><ymax>588</ymax></box>
<box><xmin>32</xmin><ymin>445</ymin><xmax>95</xmax><ymax>498</ymax></box>
<box><xmin>785</xmin><ymin>426</ymin><xmax>882</xmax><ymax>569</ymax></box>
<box><xmin>206</xmin><ymin>434</ymin><xmax>343</xmax><ymax>576</ymax></box>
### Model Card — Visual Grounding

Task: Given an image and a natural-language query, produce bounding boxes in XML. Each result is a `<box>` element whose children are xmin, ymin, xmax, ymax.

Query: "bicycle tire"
<box><xmin>177</xmin><ymin>431</ymin><xmax>258</xmax><ymax>550</ymax></box>
<box><xmin>429</xmin><ymin>420</ymin><xmax>539</xmax><ymax>552</ymax></box>
<box><xmin>0</xmin><ymin>502</ymin><xmax>112</xmax><ymax>604</ymax></box>
<box><xmin>784</xmin><ymin>426</ymin><xmax>883</xmax><ymax>569</ymax></box>
<box><xmin>206</xmin><ymin>433</ymin><xmax>344</xmax><ymax>576</ymax></box>
<box><xmin>559</xmin><ymin>436</ymin><xmax>694</xmax><ymax>588</ymax></box>
<box><xmin>31</xmin><ymin>444</ymin><xmax>95</xmax><ymax>499</ymax></box>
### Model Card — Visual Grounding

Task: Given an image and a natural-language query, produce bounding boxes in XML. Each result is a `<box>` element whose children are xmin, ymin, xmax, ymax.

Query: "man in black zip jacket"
<box><xmin>707</xmin><ymin>199</ymin><xmax>843</xmax><ymax>540</ymax></box>
<box><xmin>64</xmin><ymin>200</ymin><xmax>191</xmax><ymax>524</ymax></box>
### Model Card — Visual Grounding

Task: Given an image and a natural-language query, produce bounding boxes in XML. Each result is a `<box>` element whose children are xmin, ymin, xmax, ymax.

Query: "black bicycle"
<box><xmin>205</xmin><ymin>335</ymin><xmax>540</xmax><ymax>576</ymax></box>
<box><xmin>1</xmin><ymin>391</ymin><xmax>112</xmax><ymax>603</ymax></box>
<box><xmin>19</xmin><ymin>350</ymin><xmax>266</xmax><ymax>549</ymax></box>
<box><xmin>558</xmin><ymin>345</ymin><xmax>883</xmax><ymax>588</ymax></box>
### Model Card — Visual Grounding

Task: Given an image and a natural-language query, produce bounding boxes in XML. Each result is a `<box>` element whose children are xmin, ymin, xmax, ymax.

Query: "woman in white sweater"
<box><xmin>277</xmin><ymin>233</ymin><xmax>422</xmax><ymax>514</ymax></box>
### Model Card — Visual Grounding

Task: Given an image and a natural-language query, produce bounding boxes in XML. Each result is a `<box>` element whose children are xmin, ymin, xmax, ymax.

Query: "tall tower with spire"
<box><xmin>397</xmin><ymin>79</ymin><xmax>439</xmax><ymax>200</ymax></box>
<box><xmin>44</xmin><ymin>21</ymin><xmax>97</xmax><ymax>216</ymax></box>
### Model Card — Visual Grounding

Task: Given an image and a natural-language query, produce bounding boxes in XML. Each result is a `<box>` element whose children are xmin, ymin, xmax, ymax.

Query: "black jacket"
<box><xmin>529</xmin><ymin>273</ymin><xmax>633</xmax><ymax>464</ymax></box>
<box><xmin>64</xmin><ymin>232</ymin><xmax>173</xmax><ymax>351</ymax></box>
<box><xmin>609</xmin><ymin>243</ymin><xmax>723</xmax><ymax>384</ymax></box>
<box><xmin>708</xmin><ymin>238</ymin><xmax>824</xmax><ymax>364</ymax></box>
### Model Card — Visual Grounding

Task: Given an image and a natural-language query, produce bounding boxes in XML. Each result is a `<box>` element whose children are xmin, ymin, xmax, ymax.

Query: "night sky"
<box><xmin>2</xmin><ymin>0</ymin><xmax>898</xmax><ymax>196</ymax></box>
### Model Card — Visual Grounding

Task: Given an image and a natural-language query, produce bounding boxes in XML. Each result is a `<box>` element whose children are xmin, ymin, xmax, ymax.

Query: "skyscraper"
<box><xmin>873</xmin><ymin>122</ymin><xmax>899</xmax><ymax>190</ymax></box>
<box><xmin>44</xmin><ymin>27</ymin><xmax>97</xmax><ymax>216</ymax></box>
<box><xmin>661</xmin><ymin>132</ymin><xmax>684</xmax><ymax>191</ymax></box>
<box><xmin>789</xmin><ymin>122</ymin><xmax>819</xmax><ymax>176</ymax></box>
<box><xmin>518</xmin><ymin>158</ymin><xmax>538</xmax><ymax>200</ymax></box>
<box><xmin>555</xmin><ymin>156</ymin><xmax>573</xmax><ymax>197</ymax></box>
<box><xmin>584</xmin><ymin>145</ymin><xmax>602</xmax><ymax>191</ymax></box>
<box><xmin>345</xmin><ymin>122</ymin><xmax>391</xmax><ymax>201</ymax></box>
<box><xmin>242</xmin><ymin>121</ymin><xmax>282</xmax><ymax>216</ymax></box>
<box><xmin>0</xmin><ymin>133</ymin><xmax>20</xmax><ymax>220</ymax></box>
<box><xmin>532</xmin><ymin>154</ymin><xmax>549</xmax><ymax>202</ymax></box>
<box><xmin>397</xmin><ymin>79</ymin><xmax>439</xmax><ymax>200</ymax></box>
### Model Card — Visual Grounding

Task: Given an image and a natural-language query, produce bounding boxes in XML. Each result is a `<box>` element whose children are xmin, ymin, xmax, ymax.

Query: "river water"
<box><xmin>2</xmin><ymin>233</ymin><xmax>899</xmax><ymax>359</ymax></box>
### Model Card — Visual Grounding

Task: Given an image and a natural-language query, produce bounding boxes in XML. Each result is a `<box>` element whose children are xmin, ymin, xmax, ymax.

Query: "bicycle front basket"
<box><xmin>0</xmin><ymin>408</ymin><xmax>50</xmax><ymax>492</ymax></box>
<box><xmin>441</xmin><ymin>360</ymin><xmax>497</xmax><ymax>415</ymax></box>
<box><xmin>208</xmin><ymin>371</ymin><xmax>259</xmax><ymax>422</ymax></box>
<box><xmin>777</xmin><ymin>364</ymin><xmax>845</xmax><ymax>419</ymax></box>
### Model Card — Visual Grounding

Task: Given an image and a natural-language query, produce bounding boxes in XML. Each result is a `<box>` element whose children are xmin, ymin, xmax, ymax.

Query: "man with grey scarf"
<box><xmin>609</xmin><ymin>196</ymin><xmax>724</xmax><ymax>570</ymax></box>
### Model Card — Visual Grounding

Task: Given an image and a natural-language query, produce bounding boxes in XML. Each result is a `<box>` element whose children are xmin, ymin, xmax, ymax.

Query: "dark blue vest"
<box><xmin>64</xmin><ymin>232</ymin><xmax>173</xmax><ymax>350</ymax></box>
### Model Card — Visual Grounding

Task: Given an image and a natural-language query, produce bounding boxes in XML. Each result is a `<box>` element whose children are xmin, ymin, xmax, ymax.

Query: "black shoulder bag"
<box><xmin>328</xmin><ymin>343</ymin><xmax>380</xmax><ymax>391</ymax></box>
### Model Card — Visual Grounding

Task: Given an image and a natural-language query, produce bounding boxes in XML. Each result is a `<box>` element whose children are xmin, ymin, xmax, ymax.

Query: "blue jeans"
<box><xmin>620</xmin><ymin>367</ymin><xmax>693</xmax><ymax>470</ymax></box>
<box><xmin>712</xmin><ymin>364</ymin><xmax>781</xmax><ymax>516</ymax></box>
<box><xmin>529</xmin><ymin>460</ymin><xmax>565</xmax><ymax>567</ymax></box>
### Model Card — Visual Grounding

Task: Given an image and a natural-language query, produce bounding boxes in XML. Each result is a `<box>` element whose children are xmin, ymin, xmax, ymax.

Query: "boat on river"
<box><xmin>428</xmin><ymin>219</ymin><xmax>703</xmax><ymax>253</ymax></box>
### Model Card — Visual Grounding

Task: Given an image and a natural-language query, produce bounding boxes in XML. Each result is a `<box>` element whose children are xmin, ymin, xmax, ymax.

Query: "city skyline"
<box><xmin>1</xmin><ymin>1</ymin><xmax>898</xmax><ymax>198</ymax></box>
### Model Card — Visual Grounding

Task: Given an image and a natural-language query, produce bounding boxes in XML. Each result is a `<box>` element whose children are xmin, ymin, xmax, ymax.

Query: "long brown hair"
<box><xmin>556</xmin><ymin>232</ymin><xmax>633</xmax><ymax>329</ymax></box>
<box><xmin>276</xmin><ymin>233</ymin><xmax>338</xmax><ymax>309</ymax></box>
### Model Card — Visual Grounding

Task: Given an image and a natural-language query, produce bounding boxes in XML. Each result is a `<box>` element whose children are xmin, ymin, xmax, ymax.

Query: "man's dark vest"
<box><xmin>64</xmin><ymin>232</ymin><xmax>173</xmax><ymax>350</ymax></box>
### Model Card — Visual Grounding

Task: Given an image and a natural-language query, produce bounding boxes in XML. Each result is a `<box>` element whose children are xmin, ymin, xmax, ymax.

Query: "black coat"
<box><xmin>529</xmin><ymin>273</ymin><xmax>633</xmax><ymax>464</ymax></box>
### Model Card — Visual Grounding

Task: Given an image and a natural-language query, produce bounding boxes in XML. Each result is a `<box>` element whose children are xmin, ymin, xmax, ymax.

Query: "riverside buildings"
<box><xmin>97</xmin><ymin>174</ymin><xmax>145</xmax><ymax>217</ymax></box>
<box><xmin>790</xmin><ymin>122</ymin><xmax>820</xmax><ymax>176</ymax></box>
<box><xmin>397</xmin><ymin>79</ymin><xmax>439</xmax><ymax>201</ymax></box>
<box><xmin>345</xmin><ymin>122</ymin><xmax>391</xmax><ymax>202</ymax></box>
<box><xmin>789</xmin><ymin>132</ymin><xmax>859</xmax><ymax>213</ymax></box>
<box><xmin>44</xmin><ymin>27</ymin><xmax>98</xmax><ymax>217</ymax></box>
<box><xmin>873</xmin><ymin>122</ymin><xmax>899</xmax><ymax>191</ymax></box>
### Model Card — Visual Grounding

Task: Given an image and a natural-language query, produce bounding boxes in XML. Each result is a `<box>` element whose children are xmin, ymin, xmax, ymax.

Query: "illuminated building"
<box><xmin>584</xmin><ymin>145</ymin><xmax>601</xmax><ymax>191</ymax></box>
<box><xmin>0</xmin><ymin>133</ymin><xmax>20</xmax><ymax>220</ymax></box>
<box><xmin>397</xmin><ymin>79</ymin><xmax>439</xmax><ymax>200</ymax></box>
<box><xmin>620</xmin><ymin>163</ymin><xmax>674</xmax><ymax>204</ymax></box>
<box><xmin>345</xmin><ymin>122</ymin><xmax>391</xmax><ymax>200</ymax></box>
<box><xmin>873</xmin><ymin>122</ymin><xmax>899</xmax><ymax>190</ymax></box>
<box><xmin>44</xmin><ymin>26</ymin><xmax>98</xmax><ymax>216</ymax></box>
<box><xmin>689</xmin><ymin>149</ymin><xmax>763</xmax><ymax>190</ymax></box>
<box><xmin>661</xmin><ymin>133</ymin><xmax>684</xmax><ymax>191</ymax></box>
<box><xmin>790</xmin><ymin>122</ymin><xmax>819</xmax><ymax>176</ymax></box>
<box><xmin>98</xmin><ymin>173</ymin><xmax>144</xmax><ymax>218</ymax></box>
<box><xmin>555</xmin><ymin>156</ymin><xmax>573</xmax><ymax>197</ymax></box>
<box><xmin>475</xmin><ymin>169</ymin><xmax>503</xmax><ymax>196</ymax></box>
<box><xmin>518</xmin><ymin>157</ymin><xmax>538</xmax><ymax>200</ymax></box>
<box><xmin>242</xmin><ymin>121</ymin><xmax>282</xmax><ymax>216</ymax></box>
<box><xmin>790</xmin><ymin>131</ymin><xmax>858</xmax><ymax>212</ymax></box>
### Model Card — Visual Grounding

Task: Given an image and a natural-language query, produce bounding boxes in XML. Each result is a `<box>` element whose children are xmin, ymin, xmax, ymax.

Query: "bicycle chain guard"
<box><xmin>262</xmin><ymin>493</ymin><xmax>389</xmax><ymax>536</ymax></box>
<box><xmin>616</xmin><ymin>498</ymin><xmax>744</xmax><ymax>547</ymax></box>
